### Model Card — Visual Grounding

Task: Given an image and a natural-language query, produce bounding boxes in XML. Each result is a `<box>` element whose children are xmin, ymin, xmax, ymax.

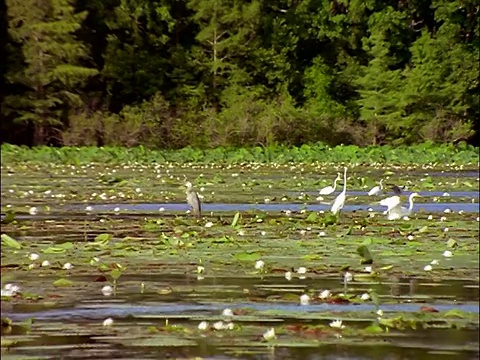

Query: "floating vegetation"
<box><xmin>1</xmin><ymin>151</ymin><xmax>479</xmax><ymax>359</ymax></box>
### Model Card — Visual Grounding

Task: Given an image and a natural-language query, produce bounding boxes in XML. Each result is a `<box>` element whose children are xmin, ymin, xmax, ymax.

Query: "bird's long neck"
<box><xmin>408</xmin><ymin>195</ymin><xmax>415</xmax><ymax>211</ymax></box>
<box><xmin>379</xmin><ymin>179</ymin><xmax>383</xmax><ymax>189</ymax></box>
<box><xmin>333</xmin><ymin>177</ymin><xmax>339</xmax><ymax>188</ymax></box>
<box><xmin>342</xmin><ymin>169</ymin><xmax>347</xmax><ymax>192</ymax></box>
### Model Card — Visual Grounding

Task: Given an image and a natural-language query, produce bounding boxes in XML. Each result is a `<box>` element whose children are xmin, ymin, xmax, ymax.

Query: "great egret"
<box><xmin>185</xmin><ymin>181</ymin><xmax>202</xmax><ymax>219</ymax></box>
<box><xmin>379</xmin><ymin>195</ymin><xmax>401</xmax><ymax>215</ymax></box>
<box><xmin>319</xmin><ymin>173</ymin><xmax>341</xmax><ymax>195</ymax></box>
<box><xmin>387</xmin><ymin>193</ymin><xmax>421</xmax><ymax>220</ymax></box>
<box><xmin>331</xmin><ymin>167</ymin><xmax>348</xmax><ymax>215</ymax></box>
<box><xmin>368</xmin><ymin>179</ymin><xmax>383</xmax><ymax>196</ymax></box>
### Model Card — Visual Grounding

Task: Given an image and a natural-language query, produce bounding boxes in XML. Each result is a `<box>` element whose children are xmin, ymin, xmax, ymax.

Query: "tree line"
<box><xmin>0</xmin><ymin>0</ymin><xmax>478</xmax><ymax>148</ymax></box>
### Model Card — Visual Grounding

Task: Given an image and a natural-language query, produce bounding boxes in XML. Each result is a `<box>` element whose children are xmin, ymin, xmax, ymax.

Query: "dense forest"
<box><xmin>0</xmin><ymin>0</ymin><xmax>478</xmax><ymax>148</ymax></box>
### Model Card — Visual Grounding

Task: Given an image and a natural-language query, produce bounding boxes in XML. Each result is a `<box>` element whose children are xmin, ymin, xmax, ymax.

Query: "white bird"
<box><xmin>386</xmin><ymin>193</ymin><xmax>421</xmax><ymax>220</ymax></box>
<box><xmin>331</xmin><ymin>167</ymin><xmax>348</xmax><ymax>215</ymax></box>
<box><xmin>368</xmin><ymin>179</ymin><xmax>383</xmax><ymax>196</ymax></box>
<box><xmin>379</xmin><ymin>195</ymin><xmax>400</xmax><ymax>215</ymax></box>
<box><xmin>319</xmin><ymin>173</ymin><xmax>341</xmax><ymax>195</ymax></box>
<box><xmin>185</xmin><ymin>181</ymin><xmax>202</xmax><ymax>219</ymax></box>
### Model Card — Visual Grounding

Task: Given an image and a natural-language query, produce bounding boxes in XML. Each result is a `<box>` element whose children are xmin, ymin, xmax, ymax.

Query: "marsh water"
<box><xmin>1</xmin><ymin>164</ymin><xmax>479</xmax><ymax>359</ymax></box>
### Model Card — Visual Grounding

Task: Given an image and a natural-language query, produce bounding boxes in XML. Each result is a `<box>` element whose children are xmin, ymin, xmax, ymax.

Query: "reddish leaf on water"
<box><xmin>94</xmin><ymin>275</ymin><xmax>108</xmax><ymax>282</ymax></box>
<box><xmin>47</xmin><ymin>294</ymin><xmax>63</xmax><ymax>298</ymax></box>
<box><xmin>420</xmin><ymin>306</ymin><xmax>439</xmax><ymax>313</ymax></box>
<box><xmin>327</xmin><ymin>297</ymin><xmax>350</xmax><ymax>304</ymax></box>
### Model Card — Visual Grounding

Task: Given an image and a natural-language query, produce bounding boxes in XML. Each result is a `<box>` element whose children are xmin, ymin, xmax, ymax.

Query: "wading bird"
<box><xmin>185</xmin><ymin>181</ymin><xmax>202</xmax><ymax>219</ymax></box>
<box><xmin>385</xmin><ymin>193</ymin><xmax>421</xmax><ymax>220</ymax></box>
<box><xmin>331</xmin><ymin>167</ymin><xmax>348</xmax><ymax>215</ymax></box>
<box><xmin>391</xmin><ymin>185</ymin><xmax>406</xmax><ymax>195</ymax></box>
<box><xmin>368</xmin><ymin>179</ymin><xmax>383</xmax><ymax>196</ymax></box>
<box><xmin>319</xmin><ymin>173</ymin><xmax>341</xmax><ymax>195</ymax></box>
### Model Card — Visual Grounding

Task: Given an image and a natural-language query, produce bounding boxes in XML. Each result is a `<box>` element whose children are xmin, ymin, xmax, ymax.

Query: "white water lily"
<box><xmin>443</xmin><ymin>227</ymin><xmax>449</xmax><ymax>232</ymax></box>
<box><xmin>28</xmin><ymin>253</ymin><xmax>39</xmax><ymax>261</ymax></box>
<box><xmin>260</xmin><ymin>231</ymin><xmax>266</xmax><ymax>236</ymax></box>
<box><xmin>198</xmin><ymin>321</ymin><xmax>209</xmax><ymax>331</ymax></box>
<box><xmin>158</xmin><ymin>207</ymin><xmax>165</xmax><ymax>212</ymax></box>
<box><xmin>255</xmin><ymin>260</ymin><xmax>265</xmax><ymax>270</ymax></box>
<box><xmin>299</xmin><ymin>230</ymin><xmax>307</xmax><ymax>236</ymax></box>
<box><xmin>318</xmin><ymin>231</ymin><xmax>326</xmax><ymax>237</ymax></box>
<box><xmin>85</xmin><ymin>206</ymin><xmax>93</xmax><ymax>212</ymax></box>
<box><xmin>28</xmin><ymin>263</ymin><xmax>35</xmax><ymax>270</ymax></box>
<box><xmin>263</xmin><ymin>327</ymin><xmax>276</xmax><ymax>341</ymax></box>
<box><xmin>63</xmin><ymin>262</ymin><xmax>73</xmax><ymax>270</ymax></box>
<box><xmin>285</xmin><ymin>210</ymin><xmax>292</xmax><ymax>216</ymax></box>
<box><xmin>319</xmin><ymin>290</ymin><xmax>331</xmax><ymax>299</ymax></box>
<box><xmin>407</xmin><ymin>235</ymin><xmax>414</xmax><ymax>241</ymax></box>
<box><xmin>364</xmin><ymin>266</ymin><xmax>372</xmax><ymax>273</ymax></box>
<box><xmin>222</xmin><ymin>308</ymin><xmax>234</xmax><ymax>317</ymax></box>
<box><xmin>442</xmin><ymin>192</ymin><xmax>450</xmax><ymax>197</ymax></box>
<box><xmin>443</xmin><ymin>250</ymin><xmax>453</xmax><ymax>258</ymax></box>
<box><xmin>329</xmin><ymin>320</ymin><xmax>345</xmax><ymax>329</ymax></box>
<box><xmin>360</xmin><ymin>293</ymin><xmax>370</xmax><ymax>301</ymax></box>
<box><xmin>424</xmin><ymin>265</ymin><xmax>433</xmax><ymax>271</ymax></box>
<box><xmin>113</xmin><ymin>207</ymin><xmax>120</xmax><ymax>213</ymax></box>
<box><xmin>41</xmin><ymin>260</ymin><xmax>50</xmax><ymax>267</ymax></box>
<box><xmin>285</xmin><ymin>271</ymin><xmax>292</xmax><ymax>281</ymax></box>
<box><xmin>204</xmin><ymin>222</ymin><xmax>214</xmax><ymax>228</ymax></box>
<box><xmin>376</xmin><ymin>309</ymin><xmax>384</xmax><ymax>317</ymax></box>
<box><xmin>430</xmin><ymin>260</ymin><xmax>439</xmax><ymax>265</ymax></box>
<box><xmin>102</xmin><ymin>285</ymin><xmax>113</xmax><ymax>296</ymax></box>
<box><xmin>29</xmin><ymin>207</ymin><xmax>38</xmax><ymax>215</ymax></box>
<box><xmin>103</xmin><ymin>318</ymin><xmax>114</xmax><ymax>327</ymax></box>
<box><xmin>197</xmin><ymin>265</ymin><xmax>205</xmax><ymax>274</ymax></box>
<box><xmin>238</xmin><ymin>230</ymin><xmax>245</xmax><ymax>236</ymax></box>
<box><xmin>444</xmin><ymin>208</ymin><xmax>451</xmax><ymax>213</ymax></box>
<box><xmin>427</xmin><ymin>215</ymin><xmax>433</xmax><ymax>220</ymax></box>
<box><xmin>213</xmin><ymin>321</ymin><xmax>227</xmax><ymax>330</ymax></box>
<box><xmin>440</xmin><ymin>216</ymin><xmax>447</xmax><ymax>221</ymax></box>
<box><xmin>297</xmin><ymin>267</ymin><xmax>307</xmax><ymax>274</ymax></box>
<box><xmin>300</xmin><ymin>294</ymin><xmax>310</xmax><ymax>305</ymax></box>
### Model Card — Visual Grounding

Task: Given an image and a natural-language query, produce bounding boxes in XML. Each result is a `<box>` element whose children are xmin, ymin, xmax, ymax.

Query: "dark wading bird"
<box><xmin>185</xmin><ymin>181</ymin><xmax>202</xmax><ymax>219</ymax></box>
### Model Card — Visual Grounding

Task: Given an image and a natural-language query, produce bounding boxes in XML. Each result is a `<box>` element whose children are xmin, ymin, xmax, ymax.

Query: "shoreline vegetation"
<box><xmin>1</xmin><ymin>143</ymin><xmax>478</xmax><ymax>166</ymax></box>
<box><xmin>1</xmin><ymin>0</ymin><xmax>478</xmax><ymax>148</ymax></box>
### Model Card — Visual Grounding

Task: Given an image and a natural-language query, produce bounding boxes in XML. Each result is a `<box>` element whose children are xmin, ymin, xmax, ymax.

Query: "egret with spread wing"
<box><xmin>386</xmin><ymin>193</ymin><xmax>421</xmax><ymax>220</ymax></box>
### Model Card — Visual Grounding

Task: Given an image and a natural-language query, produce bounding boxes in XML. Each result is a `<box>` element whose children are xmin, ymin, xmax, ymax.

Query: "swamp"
<box><xmin>1</xmin><ymin>145</ymin><xmax>479</xmax><ymax>359</ymax></box>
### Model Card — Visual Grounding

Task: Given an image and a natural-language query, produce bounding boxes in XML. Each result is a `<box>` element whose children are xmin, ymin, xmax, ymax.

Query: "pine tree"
<box><xmin>3</xmin><ymin>0</ymin><xmax>98</xmax><ymax>144</ymax></box>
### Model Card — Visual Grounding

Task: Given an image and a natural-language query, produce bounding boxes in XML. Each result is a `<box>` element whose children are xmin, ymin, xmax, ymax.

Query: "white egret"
<box><xmin>386</xmin><ymin>193</ymin><xmax>421</xmax><ymax>220</ymax></box>
<box><xmin>331</xmin><ymin>167</ymin><xmax>348</xmax><ymax>215</ymax></box>
<box><xmin>319</xmin><ymin>173</ymin><xmax>341</xmax><ymax>195</ymax></box>
<box><xmin>368</xmin><ymin>179</ymin><xmax>383</xmax><ymax>196</ymax></box>
<box><xmin>379</xmin><ymin>195</ymin><xmax>401</xmax><ymax>212</ymax></box>
<box><xmin>185</xmin><ymin>181</ymin><xmax>202</xmax><ymax>219</ymax></box>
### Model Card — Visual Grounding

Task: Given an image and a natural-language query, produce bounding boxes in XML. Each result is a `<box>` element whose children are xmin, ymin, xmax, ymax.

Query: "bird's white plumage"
<box><xmin>386</xmin><ymin>193</ymin><xmax>421</xmax><ymax>220</ymax></box>
<box><xmin>319</xmin><ymin>174</ymin><xmax>341</xmax><ymax>195</ymax></box>
<box><xmin>331</xmin><ymin>167</ymin><xmax>348</xmax><ymax>215</ymax></box>
<box><xmin>379</xmin><ymin>195</ymin><xmax>401</xmax><ymax>210</ymax></box>
<box><xmin>368</xmin><ymin>179</ymin><xmax>383</xmax><ymax>196</ymax></box>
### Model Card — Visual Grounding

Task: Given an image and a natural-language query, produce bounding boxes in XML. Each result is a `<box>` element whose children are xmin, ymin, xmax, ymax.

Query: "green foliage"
<box><xmin>3</xmin><ymin>0</ymin><xmax>98</xmax><ymax>144</ymax></box>
<box><xmin>1</xmin><ymin>143</ymin><xmax>477</xmax><ymax>166</ymax></box>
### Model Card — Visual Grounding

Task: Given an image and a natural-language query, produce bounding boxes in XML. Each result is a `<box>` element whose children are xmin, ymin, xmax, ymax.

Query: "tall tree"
<box><xmin>3</xmin><ymin>0</ymin><xmax>98</xmax><ymax>145</ymax></box>
<box><xmin>187</xmin><ymin>0</ymin><xmax>261</xmax><ymax>104</ymax></box>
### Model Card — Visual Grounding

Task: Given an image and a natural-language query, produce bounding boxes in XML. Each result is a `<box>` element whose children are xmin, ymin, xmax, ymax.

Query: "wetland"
<box><xmin>1</xmin><ymin>147</ymin><xmax>479</xmax><ymax>359</ymax></box>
